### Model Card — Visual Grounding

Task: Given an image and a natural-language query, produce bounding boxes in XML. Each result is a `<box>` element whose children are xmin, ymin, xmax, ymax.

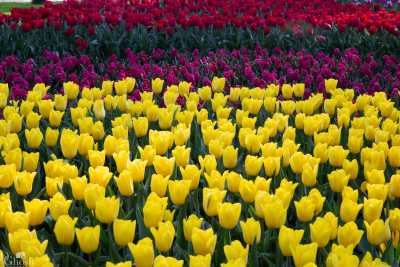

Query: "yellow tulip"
<box><xmin>172</xmin><ymin>146</ymin><xmax>191</xmax><ymax>167</ymax></box>
<box><xmin>326</xmin><ymin>244</ymin><xmax>356</xmax><ymax>267</ymax></box>
<box><xmin>151</xmin><ymin>221</ymin><xmax>175</xmax><ymax>252</ymax></box>
<box><xmin>325</xmin><ymin>78</ymin><xmax>338</xmax><ymax>93</ymax></box>
<box><xmin>24</xmin><ymin>199</ymin><xmax>49</xmax><ymax>226</ymax></box>
<box><xmin>20</xmin><ymin>238</ymin><xmax>48</xmax><ymax>258</ymax></box>
<box><xmin>263</xmin><ymin>157</ymin><xmax>281</xmax><ymax>177</ymax></box>
<box><xmin>198</xmin><ymin>86</ymin><xmax>212</xmax><ymax>101</ymax></box>
<box><xmin>224</xmin><ymin>171</ymin><xmax>241</xmax><ymax>193</ymax></box>
<box><xmin>151</xmin><ymin>78</ymin><xmax>164</xmax><ymax>94</ymax></box>
<box><xmin>153</xmin><ymin>255</ymin><xmax>183</xmax><ymax>267</ymax></box>
<box><xmin>54</xmin><ymin>215</ymin><xmax>78</xmax><ymax>246</ymax></box>
<box><xmin>218</xmin><ymin>202</ymin><xmax>241</xmax><ymax>229</ymax></box>
<box><xmin>60</xmin><ymin>129</ymin><xmax>79</xmax><ymax>159</ymax></box>
<box><xmin>103</xmin><ymin>135</ymin><xmax>118</xmax><ymax>155</ymax></box>
<box><xmin>244</xmin><ymin>155</ymin><xmax>263</xmax><ymax>177</ymax></box>
<box><xmin>389</xmin><ymin>208</ymin><xmax>400</xmax><ymax>232</ymax></box>
<box><xmin>148</xmin><ymin>173</ymin><xmax>169</xmax><ymax>197</ymax></box>
<box><xmin>5</xmin><ymin>211</ymin><xmax>29</xmax><ymax>233</ymax></box>
<box><xmin>180</xmin><ymin>165</ymin><xmax>201</xmax><ymax>190</ymax></box>
<box><xmin>294</xmin><ymin>197</ymin><xmax>315</xmax><ymax>223</ymax></box>
<box><xmin>388</xmin><ymin>146</ymin><xmax>400</xmax><ymax>167</ymax></box>
<box><xmin>22</xmin><ymin>151</ymin><xmax>39</xmax><ymax>172</ymax></box>
<box><xmin>363</xmin><ymin>198</ymin><xmax>383</xmax><ymax>224</ymax></box>
<box><xmin>328</xmin><ymin>146</ymin><xmax>349</xmax><ymax>167</ymax></box>
<box><xmin>308</xmin><ymin>188</ymin><xmax>326</xmax><ymax>215</ymax></box>
<box><xmin>191</xmin><ymin>227</ymin><xmax>217</xmax><ymax>255</ymax></box>
<box><xmin>278</xmin><ymin>225</ymin><xmax>304</xmax><ymax>256</ymax></box>
<box><xmin>45</xmin><ymin>128</ymin><xmax>59</xmax><ymax>147</ymax></box>
<box><xmin>128</xmin><ymin>237</ymin><xmax>154</xmax><ymax>267</ymax></box>
<box><xmin>340</xmin><ymin>198</ymin><xmax>363</xmax><ymax>222</ymax></box>
<box><xmin>337</xmin><ymin>222</ymin><xmax>364</xmax><ymax>247</ymax></box>
<box><xmin>202</xmin><ymin>187</ymin><xmax>226</xmax><ymax>217</ymax></box>
<box><xmin>301</xmin><ymin>163</ymin><xmax>318</xmax><ymax>187</ymax></box>
<box><xmin>95</xmin><ymin>196</ymin><xmax>119</xmax><ymax>224</ymax></box>
<box><xmin>49</xmin><ymin>192</ymin><xmax>72</xmax><ymax>220</ymax></box>
<box><xmin>48</xmin><ymin>109</ymin><xmax>64</xmax><ymax>127</ymax></box>
<box><xmin>238</xmin><ymin>179</ymin><xmax>257</xmax><ymax>203</ymax></box>
<box><xmin>45</xmin><ymin>177</ymin><xmax>63</xmax><ymax>197</ymax></box>
<box><xmin>204</xmin><ymin>170</ymin><xmax>225</xmax><ymax>190</ymax></box>
<box><xmin>367</xmin><ymin>183</ymin><xmax>389</xmax><ymax>201</ymax></box>
<box><xmin>0</xmin><ymin>198</ymin><xmax>12</xmax><ymax>228</ymax></box>
<box><xmin>199</xmin><ymin>154</ymin><xmax>217</xmax><ymax>174</ymax></box>
<box><xmin>76</xmin><ymin>225</ymin><xmax>100</xmax><ymax>253</ymax></box>
<box><xmin>343</xmin><ymin>159</ymin><xmax>358</xmax><ymax>180</ymax></box>
<box><xmin>113</xmin><ymin>218</ymin><xmax>136</xmax><ymax>247</ymax></box>
<box><xmin>14</xmin><ymin>171</ymin><xmax>36</xmax><ymax>196</ymax></box>
<box><xmin>364</xmin><ymin>219</ymin><xmax>391</xmax><ymax>246</ymax></box>
<box><xmin>54</xmin><ymin>94</ymin><xmax>68</xmax><ymax>111</ymax></box>
<box><xmin>168</xmin><ymin>179</ymin><xmax>191</xmax><ymax>206</ymax></box>
<box><xmin>84</xmin><ymin>183</ymin><xmax>105</xmax><ymax>210</ymax></box>
<box><xmin>211</xmin><ymin>76</ymin><xmax>225</xmax><ymax>92</ymax></box>
<box><xmin>366</xmin><ymin>169</ymin><xmax>385</xmax><ymax>185</ymax></box>
<box><xmin>263</xmin><ymin>197</ymin><xmax>287</xmax><ymax>229</ymax></box>
<box><xmin>291</xmin><ymin>242</ymin><xmax>318</xmax><ymax>267</ymax></box>
<box><xmin>70</xmin><ymin>176</ymin><xmax>87</xmax><ymax>201</ymax></box>
<box><xmin>240</xmin><ymin>218</ymin><xmax>261</xmax><ymax>245</ymax></box>
<box><xmin>189</xmin><ymin>254</ymin><xmax>211</xmax><ymax>267</ymax></box>
<box><xmin>310</xmin><ymin>217</ymin><xmax>331</xmax><ymax>248</ymax></box>
<box><xmin>224</xmin><ymin>240</ymin><xmax>248</xmax><ymax>264</ymax></box>
<box><xmin>327</xmin><ymin>169</ymin><xmax>349</xmax><ymax>193</ymax></box>
<box><xmin>112</xmin><ymin>151</ymin><xmax>129</xmax><ymax>173</ymax></box>
<box><xmin>281</xmin><ymin>84</ymin><xmax>293</xmax><ymax>99</ymax></box>
<box><xmin>91</xmin><ymin>121</ymin><xmax>105</xmax><ymax>140</ymax></box>
<box><xmin>138</xmin><ymin>145</ymin><xmax>156</xmax><ymax>166</ymax></box>
<box><xmin>26</xmin><ymin>112</ymin><xmax>41</xmax><ymax>129</ymax></box>
<box><xmin>359</xmin><ymin>252</ymin><xmax>390</xmax><ymax>267</ymax></box>
<box><xmin>25</xmin><ymin>128</ymin><xmax>43</xmax><ymax>149</ymax></box>
<box><xmin>8</xmin><ymin>229</ymin><xmax>37</xmax><ymax>255</ymax></box>
<box><xmin>293</xmin><ymin>83</ymin><xmax>305</xmax><ymax>97</ymax></box>
<box><xmin>0</xmin><ymin>164</ymin><xmax>16</xmax><ymax>188</ymax></box>
<box><xmin>7</xmin><ymin>113</ymin><xmax>22</xmax><ymax>133</ymax></box>
<box><xmin>183</xmin><ymin>214</ymin><xmax>203</xmax><ymax>241</ymax></box>
<box><xmin>143</xmin><ymin>193</ymin><xmax>168</xmax><ymax>228</ymax></box>
<box><xmin>63</xmin><ymin>81</ymin><xmax>79</xmax><ymax>100</ymax></box>
<box><xmin>220</xmin><ymin>258</ymin><xmax>247</xmax><ymax>267</ymax></box>
<box><xmin>105</xmin><ymin>261</ymin><xmax>132</xmax><ymax>267</ymax></box>
<box><xmin>153</xmin><ymin>156</ymin><xmax>174</xmax><ymax>177</ymax></box>
<box><xmin>313</xmin><ymin>143</ymin><xmax>328</xmax><ymax>163</ymax></box>
<box><xmin>114</xmin><ymin>170</ymin><xmax>134</xmax><ymax>197</ymax></box>
<box><xmin>88</xmin><ymin>166</ymin><xmax>112</xmax><ymax>187</ymax></box>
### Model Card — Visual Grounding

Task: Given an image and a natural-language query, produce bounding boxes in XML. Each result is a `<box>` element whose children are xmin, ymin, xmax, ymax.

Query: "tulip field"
<box><xmin>0</xmin><ymin>1</ymin><xmax>400</xmax><ymax>267</ymax></box>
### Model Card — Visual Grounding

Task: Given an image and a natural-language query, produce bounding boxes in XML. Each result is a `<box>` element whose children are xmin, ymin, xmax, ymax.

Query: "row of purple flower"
<box><xmin>1</xmin><ymin>46</ymin><xmax>399</xmax><ymax>99</ymax></box>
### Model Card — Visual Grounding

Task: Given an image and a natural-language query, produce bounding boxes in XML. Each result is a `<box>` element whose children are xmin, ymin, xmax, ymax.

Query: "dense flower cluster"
<box><xmin>0</xmin><ymin>0</ymin><xmax>399</xmax><ymax>34</ymax></box>
<box><xmin>1</xmin><ymin>47</ymin><xmax>400</xmax><ymax>100</ymax></box>
<box><xmin>0</xmin><ymin>77</ymin><xmax>399</xmax><ymax>266</ymax></box>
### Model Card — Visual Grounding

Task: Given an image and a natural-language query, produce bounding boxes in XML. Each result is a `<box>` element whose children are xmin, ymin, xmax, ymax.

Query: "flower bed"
<box><xmin>1</xmin><ymin>47</ymin><xmax>400</xmax><ymax>100</ymax></box>
<box><xmin>0</xmin><ymin>0</ymin><xmax>399</xmax><ymax>60</ymax></box>
<box><xmin>0</xmin><ymin>77</ymin><xmax>399</xmax><ymax>266</ymax></box>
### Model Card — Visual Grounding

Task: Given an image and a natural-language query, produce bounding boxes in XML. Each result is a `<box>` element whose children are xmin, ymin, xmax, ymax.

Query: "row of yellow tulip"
<box><xmin>0</xmin><ymin>78</ymin><xmax>399</xmax><ymax>267</ymax></box>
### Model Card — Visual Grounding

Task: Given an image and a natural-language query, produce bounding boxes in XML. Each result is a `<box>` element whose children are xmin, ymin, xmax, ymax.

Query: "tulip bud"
<box><xmin>150</xmin><ymin>221</ymin><xmax>175</xmax><ymax>252</ymax></box>
<box><xmin>278</xmin><ymin>225</ymin><xmax>304</xmax><ymax>256</ymax></box>
<box><xmin>113</xmin><ymin>218</ymin><xmax>136</xmax><ymax>247</ymax></box>
<box><xmin>54</xmin><ymin>215</ymin><xmax>78</xmax><ymax>246</ymax></box>
<box><xmin>128</xmin><ymin>238</ymin><xmax>154</xmax><ymax>267</ymax></box>
<box><xmin>183</xmin><ymin>214</ymin><xmax>203</xmax><ymax>241</ymax></box>
<box><xmin>95</xmin><ymin>196</ymin><xmax>119</xmax><ymax>224</ymax></box>
<box><xmin>240</xmin><ymin>218</ymin><xmax>261</xmax><ymax>245</ymax></box>
<box><xmin>337</xmin><ymin>222</ymin><xmax>364</xmax><ymax>247</ymax></box>
<box><xmin>191</xmin><ymin>227</ymin><xmax>217</xmax><ymax>256</ymax></box>
<box><xmin>76</xmin><ymin>225</ymin><xmax>100</xmax><ymax>254</ymax></box>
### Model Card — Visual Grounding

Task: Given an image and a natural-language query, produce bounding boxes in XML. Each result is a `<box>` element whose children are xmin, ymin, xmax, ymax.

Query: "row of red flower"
<box><xmin>0</xmin><ymin>0</ymin><xmax>399</xmax><ymax>34</ymax></box>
